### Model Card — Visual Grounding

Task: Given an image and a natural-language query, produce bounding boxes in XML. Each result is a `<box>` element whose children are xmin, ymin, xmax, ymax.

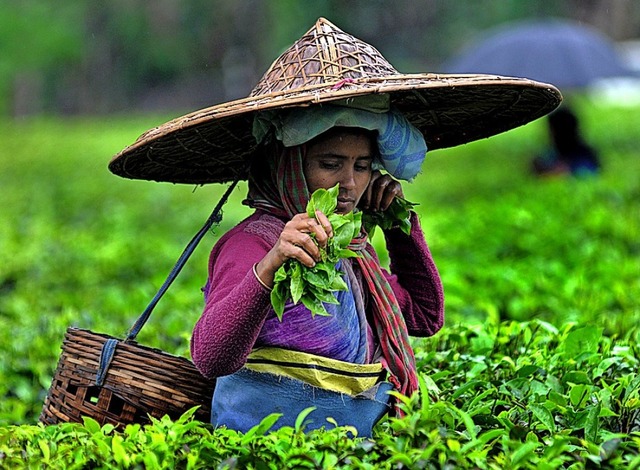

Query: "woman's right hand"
<box><xmin>254</xmin><ymin>211</ymin><xmax>333</xmax><ymax>288</ymax></box>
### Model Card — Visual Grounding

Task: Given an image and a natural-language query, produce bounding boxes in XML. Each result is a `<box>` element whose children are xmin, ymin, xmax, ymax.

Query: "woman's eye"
<box><xmin>355</xmin><ymin>164</ymin><xmax>371</xmax><ymax>172</ymax></box>
<box><xmin>320</xmin><ymin>161</ymin><xmax>340</xmax><ymax>170</ymax></box>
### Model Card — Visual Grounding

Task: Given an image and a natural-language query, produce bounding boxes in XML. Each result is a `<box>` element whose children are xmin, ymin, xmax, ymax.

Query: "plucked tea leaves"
<box><xmin>362</xmin><ymin>196</ymin><xmax>417</xmax><ymax>236</ymax></box>
<box><xmin>270</xmin><ymin>184</ymin><xmax>361</xmax><ymax>319</ymax></box>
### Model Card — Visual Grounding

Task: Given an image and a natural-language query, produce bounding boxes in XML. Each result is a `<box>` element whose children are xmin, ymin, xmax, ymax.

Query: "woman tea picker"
<box><xmin>109</xmin><ymin>18</ymin><xmax>562</xmax><ymax>436</ymax></box>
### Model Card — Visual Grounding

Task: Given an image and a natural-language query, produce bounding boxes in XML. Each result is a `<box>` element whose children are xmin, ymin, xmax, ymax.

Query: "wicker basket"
<box><xmin>40</xmin><ymin>327</ymin><xmax>216</xmax><ymax>427</ymax></box>
<box><xmin>39</xmin><ymin>182</ymin><xmax>242</xmax><ymax>428</ymax></box>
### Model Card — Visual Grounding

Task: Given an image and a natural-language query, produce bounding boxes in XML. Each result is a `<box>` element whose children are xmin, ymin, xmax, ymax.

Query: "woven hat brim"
<box><xmin>108</xmin><ymin>73</ymin><xmax>561</xmax><ymax>185</ymax></box>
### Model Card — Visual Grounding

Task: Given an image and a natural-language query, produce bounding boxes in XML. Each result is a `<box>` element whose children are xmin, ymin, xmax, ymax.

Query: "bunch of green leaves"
<box><xmin>362</xmin><ymin>196</ymin><xmax>417</xmax><ymax>236</ymax></box>
<box><xmin>270</xmin><ymin>184</ymin><xmax>362</xmax><ymax>319</ymax></box>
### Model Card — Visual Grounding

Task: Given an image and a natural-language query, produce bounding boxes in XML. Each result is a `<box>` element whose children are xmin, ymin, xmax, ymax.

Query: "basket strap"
<box><xmin>95</xmin><ymin>174</ymin><xmax>244</xmax><ymax>383</ymax></box>
<box><xmin>96</xmin><ymin>338</ymin><xmax>118</xmax><ymax>386</ymax></box>
<box><xmin>125</xmin><ymin>176</ymin><xmax>242</xmax><ymax>342</ymax></box>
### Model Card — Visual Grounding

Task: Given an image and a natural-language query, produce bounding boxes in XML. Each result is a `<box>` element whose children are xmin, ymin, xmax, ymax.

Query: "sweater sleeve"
<box><xmin>375</xmin><ymin>211</ymin><xmax>444</xmax><ymax>337</ymax></box>
<box><xmin>190</xmin><ymin>228</ymin><xmax>275</xmax><ymax>378</ymax></box>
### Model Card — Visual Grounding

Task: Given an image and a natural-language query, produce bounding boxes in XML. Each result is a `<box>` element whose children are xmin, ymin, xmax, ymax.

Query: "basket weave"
<box><xmin>40</xmin><ymin>327</ymin><xmax>216</xmax><ymax>427</ymax></box>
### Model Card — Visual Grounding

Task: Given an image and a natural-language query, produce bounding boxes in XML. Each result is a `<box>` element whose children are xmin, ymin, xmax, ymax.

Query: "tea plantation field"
<box><xmin>0</xmin><ymin>100</ymin><xmax>638</xmax><ymax>468</ymax></box>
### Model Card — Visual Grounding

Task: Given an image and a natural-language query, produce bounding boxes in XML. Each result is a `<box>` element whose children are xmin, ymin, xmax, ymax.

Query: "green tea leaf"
<box><xmin>333</xmin><ymin>220</ymin><xmax>355</xmax><ymax>247</ymax></box>
<box><xmin>328</xmin><ymin>213</ymin><xmax>349</xmax><ymax>233</ymax></box>
<box><xmin>584</xmin><ymin>402</ymin><xmax>601</xmax><ymax>442</ymax></box>
<box><xmin>241</xmin><ymin>413</ymin><xmax>282</xmax><ymax>443</ymax></box>
<box><xmin>294</xmin><ymin>407</ymin><xmax>317</xmax><ymax>432</ymax></box>
<box><xmin>510</xmin><ymin>441</ymin><xmax>540</xmax><ymax>467</ymax></box>
<box><xmin>569</xmin><ymin>384</ymin><xmax>590</xmax><ymax>407</ymax></box>
<box><xmin>329</xmin><ymin>274</ymin><xmax>349</xmax><ymax>291</ymax></box>
<box><xmin>301</xmin><ymin>293</ymin><xmax>330</xmax><ymax>317</ymax></box>
<box><xmin>529</xmin><ymin>403</ymin><xmax>556</xmax><ymax>433</ymax></box>
<box><xmin>82</xmin><ymin>416</ymin><xmax>101</xmax><ymax>434</ymax></box>
<box><xmin>563</xmin><ymin>326</ymin><xmax>602</xmax><ymax>358</ymax></box>
<box><xmin>37</xmin><ymin>439</ymin><xmax>50</xmax><ymax>462</ymax></box>
<box><xmin>335</xmin><ymin>248</ymin><xmax>360</xmax><ymax>259</ymax></box>
<box><xmin>306</xmin><ymin>184</ymin><xmax>339</xmax><ymax>217</ymax></box>
<box><xmin>290</xmin><ymin>262</ymin><xmax>304</xmax><ymax>303</ymax></box>
<box><xmin>308</xmin><ymin>286</ymin><xmax>340</xmax><ymax>305</ymax></box>
<box><xmin>562</xmin><ymin>370</ymin><xmax>591</xmax><ymax>385</ymax></box>
<box><xmin>303</xmin><ymin>269</ymin><xmax>333</xmax><ymax>292</ymax></box>
<box><xmin>273</xmin><ymin>265</ymin><xmax>288</xmax><ymax>283</ymax></box>
<box><xmin>270</xmin><ymin>280</ymin><xmax>288</xmax><ymax>320</ymax></box>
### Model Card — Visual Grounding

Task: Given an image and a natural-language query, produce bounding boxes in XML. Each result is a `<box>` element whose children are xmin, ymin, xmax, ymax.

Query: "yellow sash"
<box><xmin>245</xmin><ymin>347</ymin><xmax>385</xmax><ymax>396</ymax></box>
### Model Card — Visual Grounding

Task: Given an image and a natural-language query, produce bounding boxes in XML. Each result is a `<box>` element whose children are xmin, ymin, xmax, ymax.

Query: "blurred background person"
<box><xmin>532</xmin><ymin>107</ymin><xmax>601</xmax><ymax>177</ymax></box>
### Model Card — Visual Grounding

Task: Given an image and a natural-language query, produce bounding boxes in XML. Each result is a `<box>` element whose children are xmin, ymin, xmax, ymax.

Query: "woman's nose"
<box><xmin>340</xmin><ymin>169</ymin><xmax>356</xmax><ymax>190</ymax></box>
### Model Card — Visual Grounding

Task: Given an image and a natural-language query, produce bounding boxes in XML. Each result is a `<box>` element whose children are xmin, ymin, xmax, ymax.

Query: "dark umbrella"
<box><xmin>444</xmin><ymin>18</ymin><xmax>634</xmax><ymax>90</ymax></box>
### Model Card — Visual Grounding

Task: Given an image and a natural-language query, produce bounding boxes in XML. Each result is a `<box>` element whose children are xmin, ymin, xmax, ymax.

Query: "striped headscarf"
<box><xmin>245</xmin><ymin>143</ymin><xmax>419</xmax><ymax>399</ymax></box>
<box><xmin>244</xmin><ymin>143</ymin><xmax>309</xmax><ymax>217</ymax></box>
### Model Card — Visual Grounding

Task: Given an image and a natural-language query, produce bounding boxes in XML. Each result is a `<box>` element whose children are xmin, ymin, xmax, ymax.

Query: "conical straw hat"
<box><xmin>109</xmin><ymin>17</ymin><xmax>562</xmax><ymax>184</ymax></box>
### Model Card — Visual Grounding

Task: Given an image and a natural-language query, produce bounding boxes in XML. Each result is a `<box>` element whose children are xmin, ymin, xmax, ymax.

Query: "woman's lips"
<box><xmin>336</xmin><ymin>198</ymin><xmax>355</xmax><ymax>213</ymax></box>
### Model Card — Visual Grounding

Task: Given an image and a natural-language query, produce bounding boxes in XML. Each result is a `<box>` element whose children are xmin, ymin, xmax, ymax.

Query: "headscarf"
<box><xmin>253</xmin><ymin>100</ymin><xmax>428</xmax><ymax>182</ymax></box>
<box><xmin>244</xmin><ymin>144</ymin><xmax>308</xmax><ymax>218</ymax></box>
<box><xmin>245</xmin><ymin>140</ymin><xmax>419</xmax><ymax>398</ymax></box>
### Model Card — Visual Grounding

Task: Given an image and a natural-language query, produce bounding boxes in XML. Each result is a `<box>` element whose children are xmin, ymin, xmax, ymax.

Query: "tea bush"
<box><xmin>0</xmin><ymin>99</ymin><xmax>638</xmax><ymax>467</ymax></box>
<box><xmin>2</xmin><ymin>321</ymin><xmax>639</xmax><ymax>468</ymax></box>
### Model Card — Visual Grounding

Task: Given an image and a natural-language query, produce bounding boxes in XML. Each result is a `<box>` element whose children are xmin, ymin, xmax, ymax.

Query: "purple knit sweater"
<box><xmin>190</xmin><ymin>210</ymin><xmax>444</xmax><ymax>379</ymax></box>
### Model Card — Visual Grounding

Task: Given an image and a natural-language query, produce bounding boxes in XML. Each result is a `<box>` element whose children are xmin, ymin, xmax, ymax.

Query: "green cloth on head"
<box><xmin>253</xmin><ymin>98</ymin><xmax>428</xmax><ymax>182</ymax></box>
<box><xmin>330</xmin><ymin>94</ymin><xmax>391</xmax><ymax>113</ymax></box>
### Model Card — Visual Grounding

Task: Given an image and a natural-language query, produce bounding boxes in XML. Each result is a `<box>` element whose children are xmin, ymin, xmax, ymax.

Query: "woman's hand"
<box><xmin>255</xmin><ymin>211</ymin><xmax>333</xmax><ymax>288</ymax></box>
<box><xmin>360</xmin><ymin>170</ymin><xmax>404</xmax><ymax>212</ymax></box>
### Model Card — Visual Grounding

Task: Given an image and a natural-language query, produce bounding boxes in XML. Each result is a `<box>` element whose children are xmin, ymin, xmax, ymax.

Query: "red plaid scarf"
<box><xmin>349</xmin><ymin>235</ymin><xmax>419</xmax><ymax>399</ymax></box>
<box><xmin>245</xmin><ymin>145</ymin><xmax>309</xmax><ymax>217</ymax></box>
<box><xmin>246</xmin><ymin>144</ymin><xmax>418</xmax><ymax>399</ymax></box>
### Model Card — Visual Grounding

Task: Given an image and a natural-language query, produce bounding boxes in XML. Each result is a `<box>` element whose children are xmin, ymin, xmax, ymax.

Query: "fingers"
<box><xmin>281</xmin><ymin>231</ymin><xmax>320</xmax><ymax>268</ymax></box>
<box><xmin>362</xmin><ymin>171</ymin><xmax>404</xmax><ymax>212</ymax></box>
<box><xmin>362</xmin><ymin>170</ymin><xmax>381</xmax><ymax>210</ymax></box>
<box><xmin>372</xmin><ymin>177</ymin><xmax>394</xmax><ymax>211</ymax></box>
<box><xmin>275</xmin><ymin>213</ymin><xmax>333</xmax><ymax>268</ymax></box>
<box><xmin>314</xmin><ymin>210</ymin><xmax>333</xmax><ymax>240</ymax></box>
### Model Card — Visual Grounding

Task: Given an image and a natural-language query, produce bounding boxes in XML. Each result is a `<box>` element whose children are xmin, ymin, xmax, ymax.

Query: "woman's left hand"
<box><xmin>360</xmin><ymin>170</ymin><xmax>404</xmax><ymax>212</ymax></box>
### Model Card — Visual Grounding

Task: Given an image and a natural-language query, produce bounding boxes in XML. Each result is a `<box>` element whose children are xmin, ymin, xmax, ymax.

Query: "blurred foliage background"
<box><xmin>2</xmin><ymin>0</ymin><xmax>640</xmax><ymax>116</ymax></box>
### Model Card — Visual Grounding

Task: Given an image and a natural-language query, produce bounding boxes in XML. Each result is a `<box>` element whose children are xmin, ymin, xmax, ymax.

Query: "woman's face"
<box><xmin>303</xmin><ymin>129</ymin><xmax>374</xmax><ymax>214</ymax></box>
